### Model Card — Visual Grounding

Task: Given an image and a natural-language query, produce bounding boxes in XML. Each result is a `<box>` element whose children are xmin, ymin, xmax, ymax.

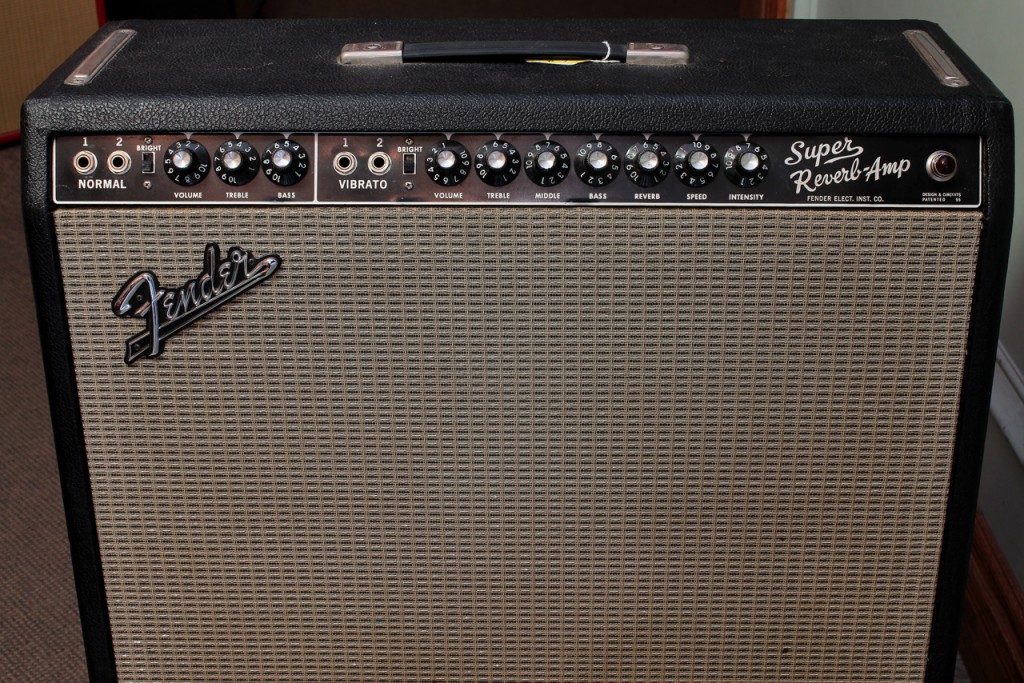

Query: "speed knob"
<box><xmin>574</xmin><ymin>140</ymin><xmax>620</xmax><ymax>186</ymax></box>
<box><xmin>475</xmin><ymin>140</ymin><xmax>521</xmax><ymax>187</ymax></box>
<box><xmin>674</xmin><ymin>140</ymin><xmax>720</xmax><ymax>187</ymax></box>
<box><xmin>524</xmin><ymin>140</ymin><xmax>571</xmax><ymax>187</ymax></box>
<box><xmin>426</xmin><ymin>140</ymin><xmax>471</xmax><ymax>186</ymax></box>
<box><xmin>163</xmin><ymin>139</ymin><xmax>210</xmax><ymax>186</ymax></box>
<box><xmin>724</xmin><ymin>141</ymin><xmax>770</xmax><ymax>187</ymax></box>
<box><xmin>214</xmin><ymin>139</ymin><xmax>259</xmax><ymax>186</ymax></box>
<box><xmin>625</xmin><ymin>140</ymin><xmax>671</xmax><ymax>187</ymax></box>
<box><xmin>262</xmin><ymin>138</ymin><xmax>309</xmax><ymax>186</ymax></box>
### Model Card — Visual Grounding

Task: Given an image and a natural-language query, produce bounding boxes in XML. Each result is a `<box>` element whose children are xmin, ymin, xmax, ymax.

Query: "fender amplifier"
<box><xmin>22</xmin><ymin>18</ymin><xmax>1014</xmax><ymax>683</ymax></box>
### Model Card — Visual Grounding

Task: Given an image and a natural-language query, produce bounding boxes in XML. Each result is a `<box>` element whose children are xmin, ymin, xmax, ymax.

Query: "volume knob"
<box><xmin>426</xmin><ymin>140</ymin><xmax>471</xmax><ymax>186</ymax></box>
<box><xmin>163</xmin><ymin>139</ymin><xmax>210</xmax><ymax>186</ymax></box>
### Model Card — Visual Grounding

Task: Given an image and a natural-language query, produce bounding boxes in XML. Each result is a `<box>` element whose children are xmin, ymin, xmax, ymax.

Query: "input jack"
<box><xmin>108</xmin><ymin>150</ymin><xmax>132</xmax><ymax>175</ymax></box>
<box><xmin>368</xmin><ymin>151</ymin><xmax>392</xmax><ymax>176</ymax></box>
<box><xmin>73</xmin><ymin>150</ymin><xmax>98</xmax><ymax>175</ymax></box>
<box><xmin>333</xmin><ymin>151</ymin><xmax>357</xmax><ymax>175</ymax></box>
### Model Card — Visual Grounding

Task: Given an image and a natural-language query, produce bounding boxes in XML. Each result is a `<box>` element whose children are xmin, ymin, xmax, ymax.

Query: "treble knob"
<box><xmin>475</xmin><ymin>140</ymin><xmax>521</xmax><ymax>186</ymax></box>
<box><xmin>214</xmin><ymin>139</ymin><xmax>260</xmax><ymax>186</ymax></box>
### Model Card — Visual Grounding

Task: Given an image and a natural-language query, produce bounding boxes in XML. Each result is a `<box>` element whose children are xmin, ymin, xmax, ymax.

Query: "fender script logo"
<box><xmin>111</xmin><ymin>244</ymin><xmax>281</xmax><ymax>364</ymax></box>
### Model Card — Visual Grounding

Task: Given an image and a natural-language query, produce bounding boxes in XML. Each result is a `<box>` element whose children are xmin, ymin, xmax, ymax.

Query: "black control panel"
<box><xmin>54</xmin><ymin>133</ymin><xmax>981</xmax><ymax>207</ymax></box>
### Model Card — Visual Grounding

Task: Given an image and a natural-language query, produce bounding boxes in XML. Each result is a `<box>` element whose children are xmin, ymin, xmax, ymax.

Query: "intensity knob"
<box><xmin>723</xmin><ymin>141</ymin><xmax>770</xmax><ymax>187</ymax></box>
<box><xmin>674</xmin><ymin>140</ymin><xmax>721</xmax><ymax>187</ymax></box>
<box><xmin>475</xmin><ymin>140</ymin><xmax>521</xmax><ymax>186</ymax></box>
<box><xmin>214</xmin><ymin>139</ymin><xmax>260</xmax><ymax>186</ymax></box>
<box><xmin>574</xmin><ymin>140</ymin><xmax>620</xmax><ymax>186</ymax></box>
<box><xmin>426</xmin><ymin>140</ymin><xmax>471</xmax><ymax>186</ymax></box>
<box><xmin>524</xmin><ymin>140</ymin><xmax>571</xmax><ymax>187</ymax></box>
<box><xmin>163</xmin><ymin>139</ymin><xmax>210</xmax><ymax>186</ymax></box>
<box><xmin>262</xmin><ymin>139</ymin><xmax>309</xmax><ymax>186</ymax></box>
<box><xmin>624</xmin><ymin>140</ymin><xmax>671</xmax><ymax>187</ymax></box>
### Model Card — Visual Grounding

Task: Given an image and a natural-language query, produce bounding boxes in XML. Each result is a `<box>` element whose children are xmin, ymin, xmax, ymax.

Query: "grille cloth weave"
<box><xmin>55</xmin><ymin>207</ymin><xmax>981</xmax><ymax>682</ymax></box>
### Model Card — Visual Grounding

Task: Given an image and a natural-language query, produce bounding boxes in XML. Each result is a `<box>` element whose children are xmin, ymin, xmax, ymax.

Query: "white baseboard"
<box><xmin>790</xmin><ymin>0</ymin><xmax>819</xmax><ymax>19</ymax></box>
<box><xmin>990</xmin><ymin>341</ymin><xmax>1024</xmax><ymax>467</ymax></box>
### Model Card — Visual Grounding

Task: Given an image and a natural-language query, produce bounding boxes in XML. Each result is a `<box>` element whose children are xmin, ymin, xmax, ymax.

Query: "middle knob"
<box><xmin>474</xmin><ymin>140</ymin><xmax>521</xmax><ymax>187</ymax></box>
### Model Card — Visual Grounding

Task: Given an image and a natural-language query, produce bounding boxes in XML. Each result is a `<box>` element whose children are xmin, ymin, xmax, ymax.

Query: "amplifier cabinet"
<box><xmin>22</xmin><ymin>19</ymin><xmax>1014</xmax><ymax>683</ymax></box>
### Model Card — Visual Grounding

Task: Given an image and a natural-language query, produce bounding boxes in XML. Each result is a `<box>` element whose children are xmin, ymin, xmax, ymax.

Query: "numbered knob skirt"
<box><xmin>625</xmin><ymin>140</ymin><xmax>671</xmax><ymax>187</ymax></box>
<box><xmin>524</xmin><ymin>140</ymin><xmax>571</xmax><ymax>187</ymax></box>
<box><xmin>214</xmin><ymin>140</ymin><xmax>260</xmax><ymax>186</ymax></box>
<box><xmin>575</xmin><ymin>140</ymin><xmax>620</xmax><ymax>186</ymax></box>
<box><xmin>724</xmin><ymin>141</ymin><xmax>770</xmax><ymax>187</ymax></box>
<box><xmin>674</xmin><ymin>141</ymin><xmax>721</xmax><ymax>187</ymax></box>
<box><xmin>475</xmin><ymin>140</ymin><xmax>521</xmax><ymax>187</ymax></box>
<box><xmin>262</xmin><ymin>139</ymin><xmax>309</xmax><ymax>186</ymax></box>
<box><xmin>163</xmin><ymin>139</ymin><xmax>210</xmax><ymax>186</ymax></box>
<box><xmin>426</xmin><ymin>140</ymin><xmax>472</xmax><ymax>186</ymax></box>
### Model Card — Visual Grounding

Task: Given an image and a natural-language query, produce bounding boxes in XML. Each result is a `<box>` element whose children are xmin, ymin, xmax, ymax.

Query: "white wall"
<box><xmin>799</xmin><ymin>0</ymin><xmax>1024</xmax><ymax>584</ymax></box>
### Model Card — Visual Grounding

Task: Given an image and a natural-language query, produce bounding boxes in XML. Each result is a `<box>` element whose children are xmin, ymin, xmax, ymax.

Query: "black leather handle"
<box><xmin>402</xmin><ymin>40</ymin><xmax>627</xmax><ymax>63</ymax></box>
<box><xmin>338</xmin><ymin>40</ymin><xmax>689</xmax><ymax>66</ymax></box>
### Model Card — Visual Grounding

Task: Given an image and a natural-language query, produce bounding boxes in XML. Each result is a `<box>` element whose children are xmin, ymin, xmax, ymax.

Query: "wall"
<box><xmin>796</xmin><ymin>0</ymin><xmax>1024</xmax><ymax>585</ymax></box>
<box><xmin>0</xmin><ymin>0</ymin><xmax>98</xmax><ymax>137</ymax></box>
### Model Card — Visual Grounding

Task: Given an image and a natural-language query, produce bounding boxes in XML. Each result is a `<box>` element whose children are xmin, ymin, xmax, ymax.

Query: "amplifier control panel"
<box><xmin>53</xmin><ymin>133</ymin><xmax>981</xmax><ymax>208</ymax></box>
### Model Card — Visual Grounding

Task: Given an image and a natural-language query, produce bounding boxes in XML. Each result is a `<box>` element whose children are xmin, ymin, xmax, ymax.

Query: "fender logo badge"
<box><xmin>111</xmin><ymin>244</ymin><xmax>281</xmax><ymax>364</ymax></box>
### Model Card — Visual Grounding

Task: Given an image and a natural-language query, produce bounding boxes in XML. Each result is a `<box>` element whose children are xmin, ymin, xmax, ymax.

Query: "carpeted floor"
<box><xmin>0</xmin><ymin>143</ymin><xmax>88</xmax><ymax>682</ymax></box>
<box><xmin>0</xmin><ymin>140</ymin><xmax>974</xmax><ymax>682</ymax></box>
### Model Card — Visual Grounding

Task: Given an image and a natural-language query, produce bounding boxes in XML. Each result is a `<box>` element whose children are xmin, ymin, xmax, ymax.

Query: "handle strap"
<box><xmin>339</xmin><ymin>41</ymin><xmax>688</xmax><ymax>65</ymax></box>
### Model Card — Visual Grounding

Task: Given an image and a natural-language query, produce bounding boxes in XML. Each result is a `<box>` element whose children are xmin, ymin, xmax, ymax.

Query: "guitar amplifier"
<box><xmin>22</xmin><ymin>18</ymin><xmax>1014</xmax><ymax>683</ymax></box>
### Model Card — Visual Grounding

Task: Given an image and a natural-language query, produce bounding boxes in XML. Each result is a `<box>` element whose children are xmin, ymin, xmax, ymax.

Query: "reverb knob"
<box><xmin>425</xmin><ymin>140</ymin><xmax>471</xmax><ymax>186</ymax></box>
<box><xmin>262</xmin><ymin>139</ymin><xmax>309</xmax><ymax>186</ymax></box>
<box><xmin>624</xmin><ymin>140</ymin><xmax>671</xmax><ymax>187</ymax></box>
<box><xmin>163</xmin><ymin>139</ymin><xmax>210</xmax><ymax>186</ymax></box>
<box><xmin>574</xmin><ymin>140</ymin><xmax>620</xmax><ymax>186</ymax></box>
<box><xmin>475</xmin><ymin>140</ymin><xmax>521</xmax><ymax>186</ymax></box>
<box><xmin>674</xmin><ymin>140</ymin><xmax>720</xmax><ymax>187</ymax></box>
<box><xmin>214</xmin><ymin>139</ymin><xmax>260</xmax><ymax>186</ymax></box>
<box><xmin>524</xmin><ymin>140</ymin><xmax>571</xmax><ymax>187</ymax></box>
<box><xmin>724</xmin><ymin>140</ymin><xmax>770</xmax><ymax>187</ymax></box>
